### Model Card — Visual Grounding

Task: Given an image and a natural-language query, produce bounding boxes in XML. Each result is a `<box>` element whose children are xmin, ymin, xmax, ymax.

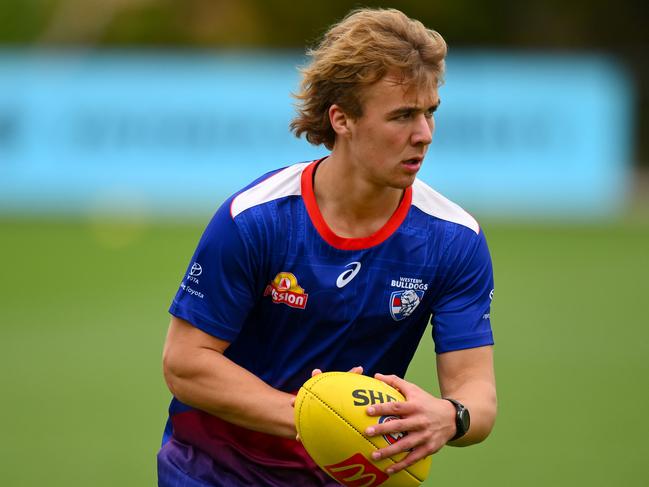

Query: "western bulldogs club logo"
<box><xmin>378</xmin><ymin>415</ymin><xmax>407</xmax><ymax>445</ymax></box>
<box><xmin>389</xmin><ymin>289</ymin><xmax>424</xmax><ymax>321</ymax></box>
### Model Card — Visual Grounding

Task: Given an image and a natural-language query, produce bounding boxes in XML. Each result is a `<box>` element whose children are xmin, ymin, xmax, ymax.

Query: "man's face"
<box><xmin>344</xmin><ymin>73</ymin><xmax>439</xmax><ymax>189</ymax></box>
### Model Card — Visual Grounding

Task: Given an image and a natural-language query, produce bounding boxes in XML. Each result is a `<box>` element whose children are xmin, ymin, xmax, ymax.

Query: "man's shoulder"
<box><xmin>229</xmin><ymin>161</ymin><xmax>310</xmax><ymax>218</ymax></box>
<box><xmin>410</xmin><ymin>179</ymin><xmax>480</xmax><ymax>235</ymax></box>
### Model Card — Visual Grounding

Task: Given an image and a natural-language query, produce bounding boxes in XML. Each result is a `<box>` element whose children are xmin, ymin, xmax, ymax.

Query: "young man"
<box><xmin>159</xmin><ymin>8</ymin><xmax>496</xmax><ymax>487</ymax></box>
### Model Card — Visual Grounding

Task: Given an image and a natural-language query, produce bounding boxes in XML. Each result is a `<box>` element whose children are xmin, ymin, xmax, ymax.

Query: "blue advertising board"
<box><xmin>0</xmin><ymin>50</ymin><xmax>633</xmax><ymax>218</ymax></box>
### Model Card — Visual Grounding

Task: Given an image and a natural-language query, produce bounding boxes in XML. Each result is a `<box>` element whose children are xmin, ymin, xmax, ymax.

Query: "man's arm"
<box><xmin>437</xmin><ymin>345</ymin><xmax>497</xmax><ymax>446</ymax></box>
<box><xmin>363</xmin><ymin>345</ymin><xmax>496</xmax><ymax>473</ymax></box>
<box><xmin>162</xmin><ymin>316</ymin><xmax>297</xmax><ymax>439</ymax></box>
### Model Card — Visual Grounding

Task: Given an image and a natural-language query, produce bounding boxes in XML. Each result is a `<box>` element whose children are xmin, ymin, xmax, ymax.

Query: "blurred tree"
<box><xmin>0</xmin><ymin>0</ymin><xmax>646</xmax><ymax>165</ymax></box>
<box><xmin>2</xmin><ymin>0</ymin><xmax>645</xmax><ymax>49</ymax></box>
<box><xmin>0</xmin><ymin>0</ymin><xmax>56</xmax><ymax>43</ymax></box>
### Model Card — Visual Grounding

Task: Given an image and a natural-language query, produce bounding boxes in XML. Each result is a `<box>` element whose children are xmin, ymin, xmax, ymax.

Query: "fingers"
<box><xmin>369</xmin><ymin>429</ymin><xmax>433</xmax><ymax>474</ymax></box>
<box><xmin>383</xmin><ymin>447</ymin><xmax>432</xmax><ymax>475</ymax></box>
<box><xmin>368</xmin><ymin>428</ymin><xmax>439</xmax><ymax>474</ymax></box>
<box><xmin>366</xmin><ymin>395</ymin><xmax>414</xmax><ymax>419</ymax></box>
<box><xmin>362</xmin><ymin>374</ymin><xmax>442</xmax><ymax>474</ymax></box>
<box><xmin>370</xmin><ymin>432</ymin><xmax>419</xmax><ymax>462</ymax></box>
<box><xmin>312</xmin><ymin>366</ymin><xmax>364</xmax><ymax>377</ymax></box>
<box><xmin>373</xmin><ymin>373</ymin><xmax>411</xmax><ymax>394</ymax></box>
<box><xmin>365</xmin><ymin>415</ymin><xmax>413</xmax><ymax>438</ymax></box>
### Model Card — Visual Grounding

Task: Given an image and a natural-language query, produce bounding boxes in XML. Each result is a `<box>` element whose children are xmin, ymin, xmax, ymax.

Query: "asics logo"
<box><xmin>336</xmin><ymin>262</ymin><xmax>361</xmax><ymax>288</ymax></box>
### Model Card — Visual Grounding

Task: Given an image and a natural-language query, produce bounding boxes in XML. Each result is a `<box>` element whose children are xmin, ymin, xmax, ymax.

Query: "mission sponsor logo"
<box><xmin>324</xmin><ymin>453</ymin><xmax>389</xmax><ymax>487</ymax></box>
<box><xmin>264</xmin><ymin>272</ymin><xmax>309</xmax><ymax>309</ymax></box>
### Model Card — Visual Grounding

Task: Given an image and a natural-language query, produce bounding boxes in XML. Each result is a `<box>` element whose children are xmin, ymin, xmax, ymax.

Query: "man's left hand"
<box><xmin>364</xmin><ymin>373</ymin><xmax>456</xmax><ymax>474</ymax></box>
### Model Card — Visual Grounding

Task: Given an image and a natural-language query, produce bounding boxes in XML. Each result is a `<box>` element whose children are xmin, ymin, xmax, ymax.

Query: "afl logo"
<box><xmin>190</xmin><ymin>262</ymin><xmax>203</xmax><ymax>276</ymax></box>
<box><xmin>378</xmin><ymin>415</ymin><xmax>406</xmax><ymax>445</ymax></box>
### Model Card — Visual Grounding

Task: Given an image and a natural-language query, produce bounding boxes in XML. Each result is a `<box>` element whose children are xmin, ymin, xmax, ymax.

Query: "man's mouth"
<box><xmin>403</xmin><ymin>157</ymin><xmax>422</xmax><ymax>165</ymax></box>
<box><xmin>401</xmin><ymin>157</ymin><xmax>423</xmax><ymax>171</ymax></box>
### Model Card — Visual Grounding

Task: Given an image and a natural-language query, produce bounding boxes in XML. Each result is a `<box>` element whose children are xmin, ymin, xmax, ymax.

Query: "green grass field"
<box><xmin>1</xmin><ymin>216</ymin><xmax>648</xmax><ymax>486</ymax></box>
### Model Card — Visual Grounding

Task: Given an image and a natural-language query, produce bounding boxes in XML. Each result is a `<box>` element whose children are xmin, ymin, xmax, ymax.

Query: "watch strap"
<box><xmin>444</xmin><ymin>398</ymin><xmax>470</xmax><ymax>442</ymax></box>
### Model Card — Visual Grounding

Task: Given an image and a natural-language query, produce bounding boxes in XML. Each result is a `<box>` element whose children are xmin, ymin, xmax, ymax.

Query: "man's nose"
<box><xmin>411</xmin><ymin>114</ymin><xmax>433</xmax><ymax>145</ymax></box>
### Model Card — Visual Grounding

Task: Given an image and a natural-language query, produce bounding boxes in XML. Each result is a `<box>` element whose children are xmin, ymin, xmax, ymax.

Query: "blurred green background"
<box><xmin>0</xmin><ymin>217</ymin><xmax>649</xmax><ymax>486</ymax></box>
<box><xmin>2</xmin><ymin>216</ymin><xmax>648</xmax><ymax>485</ymax></box>
<box><xmin>1</xmin><ymin>0</ymin><xmax>649</xmax><ymax>486</ymax></box>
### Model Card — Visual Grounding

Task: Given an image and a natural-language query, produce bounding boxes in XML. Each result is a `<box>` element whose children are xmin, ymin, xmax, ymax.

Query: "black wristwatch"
<box><xmin>444</xmin><ymin>398</ymin><xmax>470</xmax><ymax>442</ymax></box>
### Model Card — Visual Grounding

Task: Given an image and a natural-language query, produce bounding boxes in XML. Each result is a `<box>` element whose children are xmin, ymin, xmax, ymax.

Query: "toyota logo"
<box><xmin>190</xmin><ymin>262</ymin><xmax>203</xmax><ymax>276</ymax></box>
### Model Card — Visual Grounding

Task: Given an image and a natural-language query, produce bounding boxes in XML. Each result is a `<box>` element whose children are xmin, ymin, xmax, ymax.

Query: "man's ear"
<box><xmin>329</xmin><ymin>104</ymin><xmax>352</xmax><ymax>137</ymax></box>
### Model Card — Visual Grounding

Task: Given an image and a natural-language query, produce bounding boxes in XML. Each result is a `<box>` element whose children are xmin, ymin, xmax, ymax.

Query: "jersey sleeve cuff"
<box><xmin>434</xmin><ymin>331</ymin><xmax>494</xmax><ymax>354</ymax></box>
<box><xmin>169</xmin><ymin>302</ymin><xmax>240</xmax><ymax>343</ymax></box>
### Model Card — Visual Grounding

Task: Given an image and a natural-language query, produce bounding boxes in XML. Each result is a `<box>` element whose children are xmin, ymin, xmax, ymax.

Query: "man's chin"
<box><xmin>392</xmin><ymin>174</ymin><xmax>417</xmax><ymax>190</ymax></box>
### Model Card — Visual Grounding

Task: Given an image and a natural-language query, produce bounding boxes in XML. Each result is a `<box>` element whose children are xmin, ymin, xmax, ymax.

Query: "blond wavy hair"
<box><xmin>290</xmin><ymin>8</ymin><xmax>447</xmax><ymax>150</ymax></box>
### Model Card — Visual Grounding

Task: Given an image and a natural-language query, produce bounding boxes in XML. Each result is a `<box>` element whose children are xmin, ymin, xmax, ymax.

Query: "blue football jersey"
<box><xmin>161</xmin><ymin>159</ymin><xmax>494</xmax><ymax>486</ymax></box>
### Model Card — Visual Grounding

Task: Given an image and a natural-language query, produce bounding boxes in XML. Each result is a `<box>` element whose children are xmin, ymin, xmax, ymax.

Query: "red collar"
<box><xmin>301</xmin><ymin>159</ymin><xmax>412</xmax><ymax>250</ymax></box>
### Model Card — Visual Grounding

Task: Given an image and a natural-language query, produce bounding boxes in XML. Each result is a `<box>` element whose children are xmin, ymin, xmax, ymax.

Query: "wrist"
<box><xmin>443</xmin><ymin>398</ymin><xmax>470</xmax><ymax>442</ymax></box>
<box><xmin>442</xmin><ymin>397</ymin><xmax>458</xmax><ymax>441</ymax></box>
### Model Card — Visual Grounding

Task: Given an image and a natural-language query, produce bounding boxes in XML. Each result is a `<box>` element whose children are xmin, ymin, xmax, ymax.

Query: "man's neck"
<box><xmin>312</xmin><ymin>153</ymin><xmax>405</xmax><ymax>239</ymax></box>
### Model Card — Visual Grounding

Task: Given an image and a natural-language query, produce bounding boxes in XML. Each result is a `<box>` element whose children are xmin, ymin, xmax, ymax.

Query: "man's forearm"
<box><xmin>446</xmin><ymin>378</ymin><xmax>497</xmax><ymax>446</ymax></box>
<box><xmin>163</xmin><ymin>320</ymin><xmax>297</xmax><ymax>439</ymax></box>
<box><xmin>436</xmin><ymin>346</ymin><xmax>497</xmax><ymax>446</ymax></box>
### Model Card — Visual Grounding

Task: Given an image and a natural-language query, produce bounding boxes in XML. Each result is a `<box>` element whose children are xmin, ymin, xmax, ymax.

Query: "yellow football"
<box><xmin>294</xmin><ymin>371</ymin><xmax>432</xmax><ymax>487</ymax></box>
